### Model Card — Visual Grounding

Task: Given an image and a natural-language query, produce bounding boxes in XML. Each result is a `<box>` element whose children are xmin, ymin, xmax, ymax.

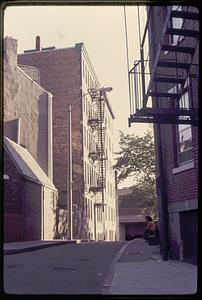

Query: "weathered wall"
<box><xmin>22</xmin><ymin>180</ymin><xmax>42</xmax><ymax>241</ymax></box>
<box><xmin>150</xmin><ymin>7</ymin><xmax>198</xmax><ymax>205</ymax></box>
<box><xmin>149</xmin><ymin>6</ymin><xmax>198</xmax><ymax>262</ymax></box>
<box><xmin>4</xmin><ymin>37</ymin><xmax>50</xmax><ymax>176</ymax></box>
<box><xmin>18</xmin><ymin>45</ymin><xmax>83</xmax><ymax>193</ymax></box>
<box><xmin>4</xmin><ymin>151</ymin><xmax>23</xmax><ymax>215</ymax></box>
<box><xmin>43</xmin><ymin>186</ymin><xmax>58</xmax><ymax>240</ymax></box>
<box><xmin>4</xmin><ymin>151</ymin><xmax>23</xmax><ymax>242</ymax></box>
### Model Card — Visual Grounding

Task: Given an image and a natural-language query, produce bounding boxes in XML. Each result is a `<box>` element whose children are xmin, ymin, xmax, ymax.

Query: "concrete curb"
<box><xmin>4</xmin><ymin>240</ymin><xmax>79</xmax><ymax>255</ymax></box>
<box><xmin>101</xmin><ymin>240</ymin><xmax>133</xmax><ymax>294</ymax></box>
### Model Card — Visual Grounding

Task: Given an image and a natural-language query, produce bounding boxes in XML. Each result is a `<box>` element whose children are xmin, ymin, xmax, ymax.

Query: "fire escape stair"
<box><xmin>148</xmin><ymin>91</ymin><xmax>181</xmax><ymax>98</ymax></box>
<box><xmin>153</xmin><ymin>76</ymin><xmax>185</xmax><ymax>84</ymax></box>
<box><xmin>170</xmin><ymin>10</ymin><xmax>199</xmax><ymax>20</ymax></box>
<box><xmin>166</xmin><ymin>27</ymin><xmax>199</xmax><ymax>38</ymax></box>
<box><xmin>129</xmin><ymin>6</ymin><xmax>199</xmax><ymax>126</ymax></box>
<box><xmin>161</xmin><ymin>45</ymin><xmax>195</xmax><ymax>55</ymax></box>
<box><xmin>157</xmin><ymin>61</ymin><xmax>191</xmax><ymax>69</ymax></box>
<box><xmin>89</xmin><ymin>96</ymin><xmax>106</xmax><ymax>194</ymax></box>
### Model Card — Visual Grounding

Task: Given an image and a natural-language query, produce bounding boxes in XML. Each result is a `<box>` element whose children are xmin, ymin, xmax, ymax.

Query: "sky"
<box><xmin>4</xmin><ymin>5</ymin><xmax>151</xmax><ymax>187</ymax></box>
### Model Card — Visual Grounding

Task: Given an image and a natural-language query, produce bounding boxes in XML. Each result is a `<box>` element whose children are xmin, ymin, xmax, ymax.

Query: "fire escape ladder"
<box><xmin>128</xmin><ymin>6</ymin><xmax>199</xmax><ymax>126</ymax></box>
<box><xmin>88</xmin><ymin>93</ymin><xmax>106</xmax><ymax>194</ymax></box>
<box><xmin>88</xmin><ymin>88</ymin><xmax>99</xmax><ymax>132</ymax></box>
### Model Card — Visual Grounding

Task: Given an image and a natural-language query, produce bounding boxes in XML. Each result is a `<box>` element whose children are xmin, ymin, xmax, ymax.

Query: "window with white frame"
<box><xmin>177</xmin><ymin>78</ymin><xmax>193</xmax><ymax>165</ymax></box>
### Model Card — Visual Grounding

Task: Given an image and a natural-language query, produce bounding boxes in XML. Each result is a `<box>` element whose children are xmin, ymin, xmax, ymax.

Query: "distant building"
<box><xmin>4</xmin><ymin>137</ymin><xmax>58</xmax><ymax>242</ymax></box>
<box><xmin>117</xmin><ymin>188</ymin><xmax>152</xmax><ymax>240</ymax></box>
<box><xmin>18</xmin><ymin>37</ymin><xmax>117</xmax><ymax>240</ymax></box>
<box><xmin>128</xmin><ymin>6</ymin><xmax>198</xmax><ymax>264</ymax></box>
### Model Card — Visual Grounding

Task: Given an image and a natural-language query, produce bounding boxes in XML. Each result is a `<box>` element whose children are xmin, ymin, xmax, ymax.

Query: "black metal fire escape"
<box><xmin>128</xmin><ymin>6</ymin><xmax>199</xmax><ymax>126</ymax></box>
<box><xmin>88</xmin><ymin>88</ymin><xmax>106</xmax><ymax>201</ymax></box>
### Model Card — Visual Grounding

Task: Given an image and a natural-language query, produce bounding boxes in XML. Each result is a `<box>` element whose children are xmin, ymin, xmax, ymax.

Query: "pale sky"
<box><xmin>4</xmin><ymin>5</ymin><xmax>151</xmax><ymax>187</ymax></box>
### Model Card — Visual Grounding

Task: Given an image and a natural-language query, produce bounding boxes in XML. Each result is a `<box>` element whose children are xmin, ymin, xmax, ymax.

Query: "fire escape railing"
<box><xmin>87</xmin><ymin>88</ymin><xmax>106</xmax><ymax>199</ymax></box>
<box><xmin>128</xmin><ymin>5</ymin><xmax>199</xmax><ymax>126</ymax></box>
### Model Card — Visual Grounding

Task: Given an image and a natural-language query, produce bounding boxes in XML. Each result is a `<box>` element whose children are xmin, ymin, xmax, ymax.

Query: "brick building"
<box><xmin>118</xmin><ymin>188</ymin><xmax>153</xmax><ymax>240</ymax></box>
<box><xmin>128</xmin><ymin>6</ymin><xmax>198</xmax><ymax>263</ymax></box>
<box><xmin>18</xmin><ymin>37</ymin><xmax>117</xmax><ymax>240</ymax></box>
<box><xmin>3</xmin><ymin>37</ymin><xmax>57</xmax><ymax>242</ymax></box>
<box><xmin>4</xmin><ymin>37</ymin><xmax>53</xmax><ymax>180</ymax></box>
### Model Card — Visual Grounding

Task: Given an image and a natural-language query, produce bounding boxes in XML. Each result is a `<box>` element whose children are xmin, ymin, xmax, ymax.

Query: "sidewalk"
<box><xmin>4</xmin><ymin>239</ymin><xmax>81</xmax><ymax>255</ymax></box>
<box><xmin>102</xmin><ymin>238</ymin><xmax>197</xmax><ymax>295</ymax></box>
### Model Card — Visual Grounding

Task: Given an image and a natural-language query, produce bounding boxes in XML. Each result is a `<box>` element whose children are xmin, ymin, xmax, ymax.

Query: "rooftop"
<box><xmin>4</xmin><ymin>137</ymin><xmax>56</xmax><ymax>189</ymax></box>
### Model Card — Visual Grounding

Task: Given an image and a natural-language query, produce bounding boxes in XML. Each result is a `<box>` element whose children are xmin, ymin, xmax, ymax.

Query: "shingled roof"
<box><xmin>4</xmin><ymin>137</ymin><xmax>56</xmax><ymax>189</ymax></box>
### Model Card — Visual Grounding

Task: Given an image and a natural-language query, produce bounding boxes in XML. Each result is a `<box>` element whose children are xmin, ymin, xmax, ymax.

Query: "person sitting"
<box><xmin>143</xmin><ymin>216</ymin><xmax>158</xmax><ymax>241</ymax></box>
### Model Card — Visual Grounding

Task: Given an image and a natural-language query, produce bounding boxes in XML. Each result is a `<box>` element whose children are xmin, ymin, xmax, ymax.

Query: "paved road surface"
<box><xmin>4</xmin><ymin>241</ymin><xmax>126</xmax><ymax>295</ymax></box>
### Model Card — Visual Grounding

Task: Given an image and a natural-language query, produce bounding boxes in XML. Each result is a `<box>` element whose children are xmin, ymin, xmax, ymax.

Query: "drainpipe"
<box><xmin>17</xmin><ymin>118</ymin><xmax>21</xmax><ymax>145</ymax></box>
<box><xmin>150</xmin><ymin>7</ymin><xmax>169</xmax><ymax>260</ymax></box>
<box><xmin>155</xmin><ymin>125</ymin><xmax>169</xmax><ymax>260</ymax></box>
<box><xmin>94</xmin><ymin>203</ymin><xmax>97</xmax><ymax>240</ymax></box>
<box><xmin>47</xmin><ymin>93</ymin><xmax>53</xmax><ymax>181</ymax></box>
<box><xmin>41</xmin><ymin>185</ymin><xmax>45</xmax><ymax>240</ymax></box>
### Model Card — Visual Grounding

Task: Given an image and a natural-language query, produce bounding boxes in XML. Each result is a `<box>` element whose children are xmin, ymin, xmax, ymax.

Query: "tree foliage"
<box><xmin>114</xmin><ymin>130</ymin><xmax>158</xmax><ymax>218</ymax></box>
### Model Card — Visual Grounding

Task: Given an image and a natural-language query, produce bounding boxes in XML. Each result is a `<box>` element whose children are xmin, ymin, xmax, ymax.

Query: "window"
<box><xmin>85</xmin><ymin>65</ymin><xmax>87</xmax><ymax>85</ymax></box>
<box><xmin>90</xmin><ymin>200</ymin><xmax>92</xmax><ymax>220</ymax></box>
<box><xmin>177</xmin><ymin>79</ymin><xmax>193</xmax><ymax>165</ymax></box>
<box><xmin>84</xmin><ymin>127</ymin><xmax>86</xmax><ymax>147</ymax></box>
<box><xmin>82</xmin><ymin>59</ymin><xmax>85</xmax><ymax>78</ymax></box>
<box><xmin>178</xmin><ymin>125</ymin><xmax>192</xmax><ymax>163</ymax></box>
<box><xmin>87</xmin><ymin>199</ymin><xmax>89</xmax><ymax>218</ymax></box>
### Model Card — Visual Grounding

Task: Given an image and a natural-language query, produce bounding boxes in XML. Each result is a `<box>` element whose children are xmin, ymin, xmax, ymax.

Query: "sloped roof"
<box><xmin>4</xmin><ymin>137</ymin><xmax>56</xmax><ymax>189</ymax></box>
<box><xmin>119</xmin><ymin>214</ymin><xmax>146</xmax><ymax>223</ymax></box>
<box><xmin>119</xmin><ymin>208</ymin><xmax>151</xmax><ymax>223</ymax></box>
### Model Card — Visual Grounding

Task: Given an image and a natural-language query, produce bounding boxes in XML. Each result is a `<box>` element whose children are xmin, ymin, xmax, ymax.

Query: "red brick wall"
<box><xmin>4</xmin><ymin>213</ymin><xmax>23</xmax><ymax>242</ymax></box>
<box><xmin>4</xmin><ymin>150</ymin><xmax>24</xmax><ymax>242</ymax></box>
<box><xmin>18</xmin><ymin>46</ymin><xmax>83</xmax><ymax>193</ymax></box>
<box><xmin>4</xmin><ymin>151</ymin><xmax>23</xmax><ymax>214</ymax></box>
<box><xmin>149</xmin><ymin>7</ymin><xmax>199</xmax><ymax>204</ymax></box>
<box><xmin>22</xmin><ymin>180</ymin><xmax>42</xmax><ymax>241</ymax></box>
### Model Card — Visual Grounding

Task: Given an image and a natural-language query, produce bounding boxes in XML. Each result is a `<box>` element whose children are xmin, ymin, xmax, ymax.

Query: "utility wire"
<box><xmin>123</xmin><ymin>5</ymin><xmax>132</xmax><ymax>115</ymax></box>
<box><xmin>137</xmin><ymin>6</ymin><xmax>142</xmax><ymax>52</ymax></box>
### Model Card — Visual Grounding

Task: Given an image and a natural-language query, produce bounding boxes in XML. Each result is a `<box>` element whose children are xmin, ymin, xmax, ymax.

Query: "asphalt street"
<box><xmin>4</xmin><ymin>241</ymin><xmax>126</xmax><ymax>295</ymax></box>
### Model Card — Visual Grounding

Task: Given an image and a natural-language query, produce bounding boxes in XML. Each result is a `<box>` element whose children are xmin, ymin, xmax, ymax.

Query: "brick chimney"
<box><xmin>36</xmin><ymin>36</ymin><xmax>41</xmax><ymax>51</ymax></box>
<box><xmin>4</xmin><ymin>37</ymin><xmax>18</xmax><ymax>68</ymax></box>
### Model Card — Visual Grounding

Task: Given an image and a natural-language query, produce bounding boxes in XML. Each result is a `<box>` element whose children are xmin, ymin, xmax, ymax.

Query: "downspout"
<box><xmin>94</xmin><ymin>203</ymin><xmax>97</xmax><ymax>240</ymax></box>
<box><xmin>150</xmin><ymin>7</ymin><xmax>169</xmax><ymax>260</ymax></box>
<box><xmin>41</xmin><ymin>185</ymin><xmax>45</xmax><ymax>240</ymax></box>
<box><xmin>17</xmin><ymin>118</ymin><xmax>21</xmax><ymax>145</ymax></box>
<box><xmin>115</xmin><ymin>170</ymin><xmax>120</xmax><ymax>240</ymax></box>
<box><xmin>47</xmin><ymin>93</ymin><xmax>53</xmax><ymax>181</ymax></box>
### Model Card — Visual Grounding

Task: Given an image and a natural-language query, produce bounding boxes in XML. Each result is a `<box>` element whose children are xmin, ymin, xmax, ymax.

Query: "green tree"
<box><xmin>114</xmin><ymin>130</ymin><xmax>158</xmax><ymax>218</ymax></box>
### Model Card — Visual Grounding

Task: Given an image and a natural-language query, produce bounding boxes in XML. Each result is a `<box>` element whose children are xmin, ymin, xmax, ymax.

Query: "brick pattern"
<box><xmin>18</xmin><ymin>64</ymin><xmax>40</xmax><ymax>84</ymax></box>
<box><xmin>18</xmin><ymin>47</ymin><xmax>83</xmax><ymax>192</ymax></box>
<box><xmin>4</xmin><ymin>151</ymin><xmax>23</xmax><ymax>214</ymax></box>
<box><xmin>149</xmin><ymin>7</ymin><xmax>198</xmax><ymax>261</ymax></box>
<box><xmin>150</xmin><ymin>7</ymin><xmax>199</xmax><ymax>204</ymax></box>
